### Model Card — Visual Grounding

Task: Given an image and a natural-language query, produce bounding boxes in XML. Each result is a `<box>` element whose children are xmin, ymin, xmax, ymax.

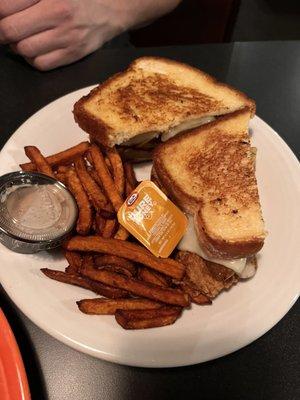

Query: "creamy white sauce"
<box><xmin>178</xmin><ymin>215</ymin><xmax>248</xmax><ymax>276</ymax></box>
<box><xmin>6</xmin><ymin>185</ymin><xmax>62</xmax><ymax>230</ymax></box>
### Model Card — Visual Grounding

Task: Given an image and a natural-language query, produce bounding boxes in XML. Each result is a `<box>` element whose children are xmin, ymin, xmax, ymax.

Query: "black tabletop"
<box><xmin>0</xmin><ymin>41</ymin><xmax>299</xmax><ymax>400</ymax></box>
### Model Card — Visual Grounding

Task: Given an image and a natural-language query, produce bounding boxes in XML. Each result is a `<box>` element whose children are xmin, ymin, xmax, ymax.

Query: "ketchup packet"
<box><xmin>117</xmin><ymin>181</ymin><xmax>187</xmax><ymax>258</ymax></box>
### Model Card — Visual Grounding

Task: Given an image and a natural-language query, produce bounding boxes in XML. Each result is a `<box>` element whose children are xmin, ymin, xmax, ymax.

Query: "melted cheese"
<box><xmin>122</xmin><ymin>117</ymin><xmax>216</xmax><ymax>146</ymax></box>
<box><xmin>122</xmin><ymin>132</ymin><xmax>159</xmax><ymax>146</ymax></box>
<box><xmin>161</xmin><ymin>116</ymin><xmax>216</xmax><ymax>142</ymax></box>
<box><xmin>239</xmin><ymin>259</ymin><xmax>256</xmax><ymax>279</ymax></box>
<box><xmin>178</xmin><ymin>215</ymin><xmax>247</xmax><ymax>276</ymax></box>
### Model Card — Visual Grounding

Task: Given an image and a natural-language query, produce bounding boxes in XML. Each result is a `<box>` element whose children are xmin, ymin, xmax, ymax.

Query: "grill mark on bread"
<box><xmin>107</xmin><ymin>73</ymin><xmax>223</xmax><ymax>124</ymax></box>
<box><xmin>187</xmin><ymin>132</ymin><xmax>259</xmax><ymax>211</ymax></box>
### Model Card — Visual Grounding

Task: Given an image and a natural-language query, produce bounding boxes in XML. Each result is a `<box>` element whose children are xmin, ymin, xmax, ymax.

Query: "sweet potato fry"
<box><xmin>89</xmin><ymin>144</ymin><xmax>124</xmax><ymax>211</ymax></box>
<box><xmin>124</xmin><ymin>162</ymin><xmax>138</xmax><ymax>196</ymax></box>
<box><xmin>88</xmin><ymin>168</ymin><xmax>102</xmax><ymax>187</ymax></box>
<box><xmin>124</xmin><ymin>162</ymin><xmax>138</xmax><ymax>188</ymax></box>
<box><xmin>94</xmin><ymin>214</ymin><xmax>106</xmax><ymax>235</ymax></box>
<box><xmin>99</xmin><ymin>209</ymin><xmax>116</xmax><ymax>219</ymax></box>
<box><xmin>24</xmin><ymin>146</ymin><xmax>55</xmax><ymax>178</ymax></box>
<box><xmin>104</xmin><ymin>157</ymin><xmax>113</xmax><ymax>174</ymax></box>
<box><xmin>65</xmin><ymin>236</ymin><xmax>185</xmax><ymax>279</ymax></box>
<box><xmin>55</xmin><ymin>166</ymin><xmax>69</xmax><ymax>185</ymax></box>
<box><xmin>41</xmin><ymin>268</ymin><xmax>128</xmax><ymax>298</ymax></box>
<box><xmin>101</xmin><ymin>265</ymin><xmax>134</xmax><ymax>278</ymax></box>
<box><xmin>115</xmin><ymin>307</ymin><xmax>181</xmax><ymax>329</ymax></box>
<box><xmin>125</xmin><ymin>179</ymin><xmax>134</xmax><ymax>197</ymax></box>
<box><xmin>66</xmin><ymin>168</ymin><xmax>92</xmax><ymax>235</ymax></box>
<box><xmin>138</xmin><ymin>267</ymin><xmax>169</xmax><ymax>287</ymax></box>
<box><xmin>20</xmin><ymin>142</ymin><xmax>90</xmax><ymax>172</ymax></box>
<box><xmin>94</xmin><ymin>256</ymin><xmax>135</xmax><ymax>277</ymax></box>
<box><xmin>102</xmin><ymin>219</ymin><xmax>118</xmax><ymax>239</ymax></box>
<box><xmin>114</xmin><ymin>225</ymin><xmax>129</xmax><ymax>241</ymax></box>
<box><xmin>87</xmin><ymin>280</ymin><xmax>128</xmax><ymax>298</ymax></box>
<box><xmin>80</xmin><ymin>268</ymin><xmax>190</xmax><ymax>306</ymax></box>
<box><xmin>85</xmin><ymin>151</ymin><xmax>94</xmax><ymax>166</ymax></box>
<box><xmin>55</xmin><ymin>172</ymin><xmax>67</xmax><ymax>185</ymax></box>
<box><xmin>91</xmin><ymin>219</ymin><xmax>97</xmax><ymax>234</ymax></box>
<box><xmin>106</xmin><ymin>147</ymin><xmax>125</xmax><ymax>196</ymax></box>
<box><xmin>94</xmin><ymin>255</ymin><xmax>136</xmax><ymax>275</ymax></box>
<box><xmin>65</xmin><ymin>265</ymin><xmax>73</xmax><ymax>274</ymax></box>
<box><xmin>74</xmin><ymin>157</ymin><xmax>111</xmax><ymax>214</ymax></box>
<box><xmin>77</xmin><ymin>298</ymin><xmax>162</xmax><ymax>315</ymax></box>
<box><xmin>57</xmin><ymin>166</ymin><xmax>69</xmax><ymax>173</ymax></box>
<box><xmin>64</xmin><ymin>251</ymin><xmax>82</xmax><ymax>274</ymax></box>
<box><xmin>87</xmin><ymin>168</ymin><xmax>115</xmax><ymax>218</ymax></box>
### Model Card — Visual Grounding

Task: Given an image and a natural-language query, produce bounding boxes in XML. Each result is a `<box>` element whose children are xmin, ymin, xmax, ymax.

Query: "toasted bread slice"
<box><xmin>153</xmin><ymin>109</ymin><xmax>266</xmax><ymax>259</ymax></box>
<box><xmin>153</xmin><ymin>109</ymin><xmax>252</xmax><ymax>213</ymax></box>
<box><xmin>73</xmin><ymin>57</ymin><xmax>255</xmax><ymax>147</ymax></box>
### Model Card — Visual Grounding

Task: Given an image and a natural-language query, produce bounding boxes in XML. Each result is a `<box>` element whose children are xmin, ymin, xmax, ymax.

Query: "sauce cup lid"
<box><xmin>0</xmin><ymin>171</ymin><xmax>78</xmax><ymax>253</ymax></box>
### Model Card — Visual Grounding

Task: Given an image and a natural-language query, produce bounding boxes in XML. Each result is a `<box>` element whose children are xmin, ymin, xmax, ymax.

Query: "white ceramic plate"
<box><xmin>0</xmin><ymin>87</ymin><xmax>299</xmax><ymax>368</ymax></box>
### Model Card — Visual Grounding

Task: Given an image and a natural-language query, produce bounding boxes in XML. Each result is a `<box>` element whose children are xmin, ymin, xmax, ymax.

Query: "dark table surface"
<box><xmin>0</xmin><ymin>41</ymin><xmax>299</xmax><ymax>400</ymax></box>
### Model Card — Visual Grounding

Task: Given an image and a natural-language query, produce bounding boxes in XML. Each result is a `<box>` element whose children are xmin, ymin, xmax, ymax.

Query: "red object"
<box><xmin>0</xmin><ymin>309</ymin><xmax>31</xmax><ymax>400</ymax></box>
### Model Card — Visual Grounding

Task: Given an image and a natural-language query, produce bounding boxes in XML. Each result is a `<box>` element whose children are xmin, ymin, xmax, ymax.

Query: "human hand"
<box><xmin>0</xmin><ymin>0</ymin><xmax>128</xmax><ymax>70</ymax></box>
<box><xmin>0</xmin><ymin>0</ymin><xmax>181</xmax><ymax>71</ymax></box>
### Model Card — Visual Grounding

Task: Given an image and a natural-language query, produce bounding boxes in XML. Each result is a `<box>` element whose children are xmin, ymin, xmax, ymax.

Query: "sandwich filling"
<box><xmin>178</xmin><ymin>215</ymin><xmax>252</xmax><ymax>277</ymax></box>
<box><xmin>161</xmin><ymin>116</ymin><xmax>216</xmax><ymax>142</ymax></box>
<box><xmin>121</xmin><ymin>116</ymin><xmax>217</xmax><ymax>147</ymax></box>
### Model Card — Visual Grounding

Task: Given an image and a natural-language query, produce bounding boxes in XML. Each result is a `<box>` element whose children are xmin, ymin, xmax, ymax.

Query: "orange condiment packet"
<box><xmin>117</xmin><ymin>181</ymin><xmax>188</xmax><ymax>258</ymax></box>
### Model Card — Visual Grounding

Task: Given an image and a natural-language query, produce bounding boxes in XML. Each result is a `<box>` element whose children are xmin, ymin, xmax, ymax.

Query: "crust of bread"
<box><xmin>194</xmin><ymin>209</ymin><xmax>265</xmax><ymax>259</ymax></box>
<box><xmin>73</xmin><ymin>73</ymin><xmax>124</xmax><ymax>147</ymax></box>
<box><xmin>150</xmin><ymin>167</ymin><xmax>168</xmax><ymax>195</ymax></box>
<box><xmin>151</xmin><ymin>166</ymin><xmax>198</xmax><ymax>214</ymax></box>
<box><xmin>73</xmin><ymin>57</ymin><xmax>256</xmax><ymax>147</ymax></box>
<box><xmin>151</xmin><ymin>164</ymin><xmax>193</xmax><ymax>209</ymax></box>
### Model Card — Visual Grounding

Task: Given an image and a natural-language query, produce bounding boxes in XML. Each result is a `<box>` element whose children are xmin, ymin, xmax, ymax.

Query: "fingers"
<box><xmin>0</xmin><ymin>0</ymin><xmax>74</xmax><ymax>43</ymax></box>
<box><xmin>11</xmin><ymin>28</ymin><xmax>70</xmax><ymax>59</ymax></box>
<box><xmin>24</xmin><ymin>29</ymin><xmax>102</xmax><ymax>71</ymax></box>
<box><xmin>0</xmin><ymin>0</ymin><xmax>39</xmax><ymax>18</ymax></box>
<box><xmin>26</xmin><ymin>47</ymin><xmax>82</xmax><ymax>71</ymax></box>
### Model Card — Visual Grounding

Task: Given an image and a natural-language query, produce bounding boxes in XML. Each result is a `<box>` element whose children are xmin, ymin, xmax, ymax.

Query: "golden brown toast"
<box><xmin>153</xmin><ymin>109</ymin><xmax>266</xmax><ymax>259</ymax></box>
<box><xmin>73</xmin><ymin>57</ymin><xmax>255</xmax><ymax>147</ymax></box>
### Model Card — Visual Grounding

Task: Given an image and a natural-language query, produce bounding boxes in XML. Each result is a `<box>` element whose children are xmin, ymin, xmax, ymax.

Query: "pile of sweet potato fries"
<box><xmin>20</xmin><ymin>141</ymin><xmax>209</xmax><ymax>329</ymax></box>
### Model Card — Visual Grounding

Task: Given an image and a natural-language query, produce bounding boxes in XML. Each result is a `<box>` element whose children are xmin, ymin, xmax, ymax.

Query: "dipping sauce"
<box><xmin>0</xmin><ymin>171</ymin><xmax>77</xmax><ymax>253</ymax></box>
<box><xmin>118</xmin><ymin>181</ymin><xmax>187</xmax><ymax>258</ymax></box>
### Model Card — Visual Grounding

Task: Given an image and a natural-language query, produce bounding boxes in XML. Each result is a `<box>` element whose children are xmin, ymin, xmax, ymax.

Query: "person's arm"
<box><xmin>121</xmin><ymin>0</ymin><xmax>182</xmax><ymax>29</ymax></box>
<box><xmin>0</xmin><ymin>0</ymin><xmax>181</xmax><ymax>71</ymax></box>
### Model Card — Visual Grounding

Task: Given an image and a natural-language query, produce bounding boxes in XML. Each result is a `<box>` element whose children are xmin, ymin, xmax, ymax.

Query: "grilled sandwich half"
<box><xmin>73</xmin><ymin>57</ymin><xmax>255</xmax><ymax>148</ymax></box>
<box><xmin>152</xmin><ymin>108</ymin><xmax>266</xmax><ymax>263</ymax></box>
